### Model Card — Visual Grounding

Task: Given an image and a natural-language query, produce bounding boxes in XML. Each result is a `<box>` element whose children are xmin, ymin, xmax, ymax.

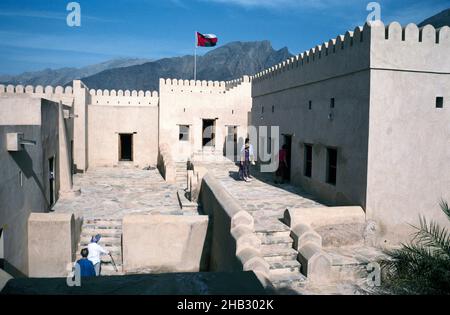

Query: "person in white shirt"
<box><xmin>87</xmin><ymin>234</ymin><xmax>109</xmax><ymax>276</ymax></box>
<box><xmin>239</xmin><ymin>138</ymin><xmax>255</xmax><ymax>182</ymax></box>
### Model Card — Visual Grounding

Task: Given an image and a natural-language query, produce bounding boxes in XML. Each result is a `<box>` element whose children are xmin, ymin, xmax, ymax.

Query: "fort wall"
<box><xmin>88</xmin><ymin>104</ymin><xmax>159</xmax><ymax>167</ymax></box>
<box><xmin>366</xmin><ymin>23</ymin><xmax>450</xmax><ymax>244</ymax></box>
<box><xmin>159</xmin><ymin>76</ymin><xmax>252</xmax><ymax>161</ymax></box>
<box><xmin>250</xmin><ymin>21</ymin><xmax>450</xmax><ymax>244</ymax></box>
<box><xmin>0</xmin><ymin>98</ymin><xmax>60</xmax><ymax>275</ymax></box>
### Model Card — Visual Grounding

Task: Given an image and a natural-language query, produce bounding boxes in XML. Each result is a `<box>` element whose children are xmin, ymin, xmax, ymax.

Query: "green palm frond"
<box><xmin>440</xmin><ymin>199</ymin><xmax>450</xmax><ymax>221</ymax></box>
<box><xmin>378</xmin><ymin>200</ymin><xmax>450</xmax><ymax>295</ymax></box>
<box><xmin>412</xmin><ymin>215</ymin><xmax>450</xmax><ymax>256</ymax></box>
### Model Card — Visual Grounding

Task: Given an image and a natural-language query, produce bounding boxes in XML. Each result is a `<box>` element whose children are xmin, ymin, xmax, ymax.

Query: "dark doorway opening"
<box><xmin>283</xmin><ymin>135</ymin><xmax>292</xmax><ymax>181</ymax></box>
<box><xmin>119</xmin><ymin>134</ymin><xmax>133</xmax><ymax>161</ymax></box>
<box><xmin>327</xmin><ymin>148</ymin><xmax>337</xmax><ymax>185</ymax></box>
<box><xmin>202</xmin><ymin>119</ymin><xmax>216</xmax><ymax>147</ymax></box>
<box><xmin>49</xmin><ymin>157</ymin><xmax>55</xmax><ymax>206</ymax></box>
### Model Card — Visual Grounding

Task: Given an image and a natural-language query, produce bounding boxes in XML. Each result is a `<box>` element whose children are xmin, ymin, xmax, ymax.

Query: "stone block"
<box><xmin>122</xmin><ymin>215</ymin><xmax>208</xmax><ymax>273</ymax></box>
<box><xmin>28</xmin><ymin>213</ymin><xmax>75</xmax><ymax>277</ymax></box>
<box><xmin>298</xmin><ymin>242</ymin><xmax>332</xmax><ymax>283</ymax></box>
<box><xmin>291</xmin><ymin>223</ymin><xmax>322</xmax><ymax>249</ymax></box>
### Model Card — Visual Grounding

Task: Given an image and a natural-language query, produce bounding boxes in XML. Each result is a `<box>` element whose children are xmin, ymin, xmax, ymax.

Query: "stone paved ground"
<box><xmin>196</xmin><ymin>160</ymin><xmax>325</xmax><ymax>221</ymax></box>
<box><xmin>53</xmin><ymin>166</ymin><xmax>186</xmax><ymax>219</ymax></box>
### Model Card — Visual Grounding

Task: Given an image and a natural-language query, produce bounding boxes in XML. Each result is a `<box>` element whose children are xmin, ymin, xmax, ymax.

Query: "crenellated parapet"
<box><xmin>159</xmin><ymin>75</ymin><xmax>252</xmax><ymax>97</ymax></box>
<box><xmin>370</xmin><ymin>22</ymin><xmax>450</xmax><ymax>72</ymax></box>
<box><xmin>159</xmin><ymin>78</ymin><xmax>227</xmax><ymax>95</ymax></box>
<box><xmin>0</xmin><ymin>84</ymin><xmax>73</xmax><ymax>96</ymax></box>
<box><xmin>225</xmin><ymin>75</ymin><xmax>252</xmax><ymax>91</ymax></box>
<box><xmin>251</xmin><ymin>21</ymin><xmax>450</xmax><ymax>97</ymax></box>
<box><xmin>0</xmin><ymin>84</ymin><xmax>75</xmax><ymax>105</ymax></box>
<box><xmin>89</xmin><ymin>88</ymin><xmax>159</xmax><ymax>107</ymax></box>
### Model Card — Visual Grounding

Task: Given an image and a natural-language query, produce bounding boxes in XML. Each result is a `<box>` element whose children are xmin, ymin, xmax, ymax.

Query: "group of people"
<box><xmin>238</xmin><ymin>138</ymin><xmax>290</xmax><ymax>184</ymax></box>
<box><xmin>76</xmin><ymin>234</ymin><xmax>109</xmax><ymax>277</ymax></box>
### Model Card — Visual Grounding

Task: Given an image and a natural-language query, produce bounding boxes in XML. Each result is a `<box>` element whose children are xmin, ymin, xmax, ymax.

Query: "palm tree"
<box><xmin>380</xmin><ymin>200</ymin><xmax>450</xmax><ymax>295</ymax></box>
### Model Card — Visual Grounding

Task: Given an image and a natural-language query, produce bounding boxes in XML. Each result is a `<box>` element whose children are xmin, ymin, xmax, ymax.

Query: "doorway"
<box><xmin>202</xmin><ymin>119</ymin><xmax>216</xmax><ymax>147</ymax></box>
<box><xmin>283</xmin><ymin>135</ymin><xmax>292</xmax><ymax>181</ymax></box>
<box><xmin>119</xmin><ymin>134</ymin><xmax>133</xmax><ymax>161</ymax></box>
<box><xmin>49</xmin><ymin>156</ymin><xmax>55</xmax><ymax>206</ymax></box>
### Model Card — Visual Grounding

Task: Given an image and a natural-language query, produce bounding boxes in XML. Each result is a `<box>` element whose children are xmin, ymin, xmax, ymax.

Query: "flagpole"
<box><xmin>194</xmin><ymin>31</ymin><xmax>197</xmax><ymax>81</ymax></box>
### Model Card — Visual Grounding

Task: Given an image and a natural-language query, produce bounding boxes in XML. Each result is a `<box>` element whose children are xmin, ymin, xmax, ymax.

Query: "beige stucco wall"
<box><xmin>88</xmin><ymin>104</ymin><xmax>159</xmax><ymax>168</ymax></box>
<box><xmin>0</xmin><ymin>96</ymin><xmax>60</xmax><ymax>275</ymax></box>
<box><xmin>122</xmin><ymin>215</ymin><xmax>209</xmax><ymax>273</ymax></box>
<box><xmin>251</xmin><ymin>25</ymin><xmax>371</xmax><ymax>207</ymax></box>
<box><xmin>28</xmin><ymin>213</ymin><xmax>75</xmax><ymax>277</ymax></box>
<box><xmin>366</xmin><ymin>22</ymin><xmax>450</xmax><ymax>244</ymax></box>
<box><xmin>251</xmin><ymin>22</ymin><xmax>450</xmax><ymax>244</ymax></box>
<box><xmin>159</xmin><ymin>77</ymin><xmax>252</xmax><ymax>161</ymax></box>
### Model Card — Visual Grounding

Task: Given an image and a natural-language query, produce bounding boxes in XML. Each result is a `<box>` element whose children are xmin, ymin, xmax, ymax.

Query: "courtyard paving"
<box><xmin>195</xmin><ymin>160</ymin><xmax>325</xmax><ymax>222</ymax></box>
<box><xmin>53</xmin><ymin>166</ymin><xmax>184</xmax><ymax>219</ymax></box>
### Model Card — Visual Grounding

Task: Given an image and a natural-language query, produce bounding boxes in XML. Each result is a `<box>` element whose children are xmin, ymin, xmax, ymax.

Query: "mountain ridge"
<box><xmin>79</xmin><ymin>40</ymin><xmax>292</xmax><ymax>91</ymax></box>
<box><xmin>0</xmin><ymin>58</ymin><xmax>152</xmax><ymax>87</ymax></box>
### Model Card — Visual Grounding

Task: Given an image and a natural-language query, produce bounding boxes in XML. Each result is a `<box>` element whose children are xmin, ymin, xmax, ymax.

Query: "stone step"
<box><xmin>254</xmin><ymin>219</ymin><xmax>290</xmax><ymax>235</ymax></box>
<box><xmin>85</xmin><ymin>219</ymin><xmax>122</xmax><ymax>225</ymax></box>
<box><xmin>270</xmin><ymin>272</ymin><xmax>307</xmax><ymax>288</ymax></box>
<box><xmin>84</xmin><ymin>221</ymin><xmax>122</xmax><ymax>229</ymax></box>
<box><xmin>79</xmin><ymin>236</ymin><xmax>121</xmax><ymax>245</ymax></box>
<box><xmin>261</xmin><ymin>246</ymin><xmax>298</xmax><ymax>262</ymax></box>
<box><xmin>256</xmin><ymin>230</ymin><xmax>290</xmax><ymax>238</ymax></box>
<box><xmin>261</xmin><ymin>242</ymin><xmax>293</xmax><ymax>251</ymax></box>
<box><xmin>269</xmin><ymin>260</ymin><xmax>301</xmax><ymax>276</ymax></box>
<box><xmin>81</xmin><ymin>229</ymin><xmax>122</xmax><ymax>237</ymax></box>
<box><xmin>258</xmin><ymin>234</ymin><xmax>293</xmax><ymax>246</ymax></box>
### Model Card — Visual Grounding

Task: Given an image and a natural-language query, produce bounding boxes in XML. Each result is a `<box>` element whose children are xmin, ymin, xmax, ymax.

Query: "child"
<box><xmin>76</xmin><ymin>248</ymin><xmax>96</xmax><ymax>277</ymax></box>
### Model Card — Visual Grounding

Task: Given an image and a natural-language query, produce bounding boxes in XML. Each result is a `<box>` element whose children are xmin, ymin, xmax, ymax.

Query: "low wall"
<box><xmin>157</xmin><ymin>143</ymin><xmax>176</xmax><ymax>183</ymax></box>
<box><xmin>198</xmin><ymin>174</ymin><xmax>270</xmax><ymax>287</ymax></box>
<box><xmin>284</xmin><ymin>206</ymin><xmax>366</xmax><ymax>228</ymax></box>
<box><xmin>122</xmin><ymin>215</ymin><xmax>208</xmax><ymax>273</ymax></box>
<box><xmin>27</xmin><ymin>213</ymin><xmax>76</xmax><ymax>277</ymax></box>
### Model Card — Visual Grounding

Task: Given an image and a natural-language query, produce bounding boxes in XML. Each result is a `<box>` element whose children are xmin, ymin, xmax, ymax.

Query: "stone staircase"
<box><xmin>255</xmin><ymin>218</ymin><xmax>307</xmax><ymax>288</ymax></box>
<box><xmin>75</xmin><ymin>218</ymin><xmax>123</xmax><ymax>276</ymax></box>
<box><xmin>175</xmin><ymin>162</ymin><xmax>188</xmax><ymax>189</ymax></box>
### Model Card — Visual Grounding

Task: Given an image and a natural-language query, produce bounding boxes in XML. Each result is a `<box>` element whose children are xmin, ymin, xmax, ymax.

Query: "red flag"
<box><xmin>196</xmin><ymin>32</ymin><xmax>218</xmax><ymax>47</ymax></box>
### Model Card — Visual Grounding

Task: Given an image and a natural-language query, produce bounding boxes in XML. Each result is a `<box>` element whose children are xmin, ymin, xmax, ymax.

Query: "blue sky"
<box><xmin>0</xmin><ymin>0</ymin><xmax>448</xmax><ymax>74</ymax></box>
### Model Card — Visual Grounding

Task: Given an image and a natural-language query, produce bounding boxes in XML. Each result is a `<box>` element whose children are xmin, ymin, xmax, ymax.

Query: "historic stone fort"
<box><xmin>0</xmin><ymin>21</ymin><xmax>449</xmax><ymax>294</ymax></box>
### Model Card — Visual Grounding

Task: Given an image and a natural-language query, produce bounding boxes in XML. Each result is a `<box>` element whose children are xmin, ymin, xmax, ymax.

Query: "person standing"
<box><xmin>275</xmin><ymin>144</ymin><xmax>289</xmax><ymax>184</ymax></box>
<box><xmin>87</xmin><ymin>234</ymin><xmax>109</xmax><ymax>276</ymax></box>
<box><xmin>239</xmin><ymin>138</ymin><xmax>255</xmax><ymax>182</ymax></box>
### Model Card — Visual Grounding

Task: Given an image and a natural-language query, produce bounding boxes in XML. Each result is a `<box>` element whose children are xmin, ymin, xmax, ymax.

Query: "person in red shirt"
<box><xmin>275</xmin><ymin>144</ymin><xmax>289</xmax><ymax>184</ymax></box>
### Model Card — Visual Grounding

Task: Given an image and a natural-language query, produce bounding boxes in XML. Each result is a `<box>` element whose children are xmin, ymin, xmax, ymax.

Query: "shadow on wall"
<box><xmin>10</xmin><ymin>149</ymin><xmax>50</xmax><ymax>210</ymax></box>
<box><xmin>221</xmin><ymin>137</ymin><xmax>245</xmax><ymax>162</ymax></box>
